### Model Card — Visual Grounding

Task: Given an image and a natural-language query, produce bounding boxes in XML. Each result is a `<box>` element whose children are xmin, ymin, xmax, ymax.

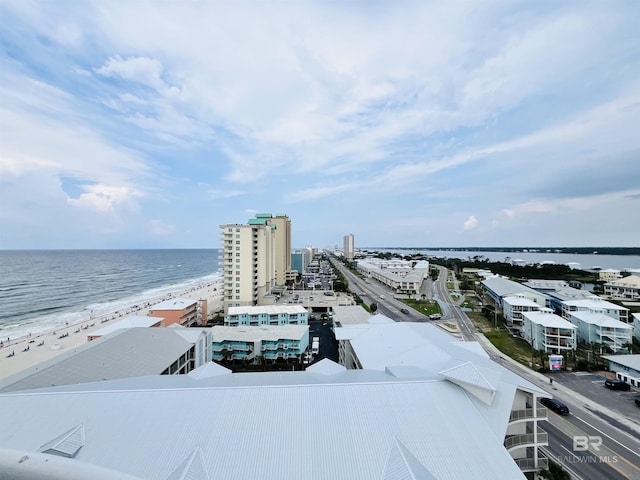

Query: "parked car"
<box><xmin>400</xmin><ymin>308</ymin><xmax>410</xmax><ymax>314</ymax></box>
<box><xmin>605</xmin><ymin>379</ymin><xmax>631</xmax><ymax>391</ymax></box>
<box><xmin>540</xmin><ymin>397</ymin><xmax>570</xmax><ymax>416</ymax></box>
<box><xmin>635</xmin><ymin>397</ymin><xmax>640</xmax><ymax>407</ymax></box>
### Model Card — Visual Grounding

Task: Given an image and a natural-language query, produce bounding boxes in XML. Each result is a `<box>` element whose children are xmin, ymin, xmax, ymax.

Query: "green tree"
<box><xmin>370</xmin><ymin>302</ymin><xmax>378</xmax><ymax>313</ymax></box>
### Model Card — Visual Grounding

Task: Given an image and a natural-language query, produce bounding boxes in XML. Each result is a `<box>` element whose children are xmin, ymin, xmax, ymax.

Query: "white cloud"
<box><xmin>67</xmin><ymin>184</ymin><xmax>142</xmax><ymax>214</ymax></box>
<box><xmin>463</xmin><ymin>216</ymin><xmax>479</xmax><ymax>230</ymax></box>
<box><xmin>96</xmin><ymin>55</ymin><xmax>167</xmax><ymax>91</ymax></box>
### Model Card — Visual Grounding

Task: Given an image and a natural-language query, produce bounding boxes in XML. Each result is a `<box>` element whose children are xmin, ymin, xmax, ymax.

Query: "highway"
<box><xmin>331</xmin><ymin>257</ymin><xmax>640</xmax><ymax>479</ymax></box>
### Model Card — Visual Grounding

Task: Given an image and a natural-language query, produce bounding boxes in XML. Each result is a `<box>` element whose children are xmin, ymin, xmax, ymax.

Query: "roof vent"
<box><xmin>438</xmin><ymin>362</ymin><xmax>497</xmax><ymax>406</ymax></box>
<box><xmin>382</xmin><ymin>437</ymin><xmax>436</xmax><ymax>480</ymax></box>
<box><xmin>164</xmin><ymin>445</ymin><xmax>209</xmax><ymax>480</ymax></box>
<box><xmin>38</xmin><ymin>423</ymin><xmax>85</xmax><ymax>458</ymax></box>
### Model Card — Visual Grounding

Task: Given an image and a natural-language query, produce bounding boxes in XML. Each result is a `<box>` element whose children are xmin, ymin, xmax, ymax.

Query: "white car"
<box><xmin>380</xmin><ymin>295</ymin><xmax>385</xmax><ymax>299</ymax></box>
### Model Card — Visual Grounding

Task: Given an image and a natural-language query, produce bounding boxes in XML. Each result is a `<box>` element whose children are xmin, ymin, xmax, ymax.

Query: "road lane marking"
<box><xmin>574</xmin><ymin>416</ymin><xmax>640</xmax><ymax>459</ymax></box>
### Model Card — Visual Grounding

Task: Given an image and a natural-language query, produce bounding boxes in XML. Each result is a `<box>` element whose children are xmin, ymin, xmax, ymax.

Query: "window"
<box><xmin>236</xmin><ymin>296</ymin><xmax>240</xmax><ymax>300</ymax></box>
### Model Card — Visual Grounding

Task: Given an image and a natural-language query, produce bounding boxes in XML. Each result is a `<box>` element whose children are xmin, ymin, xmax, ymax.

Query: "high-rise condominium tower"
<box><xmin>344</xmin><ymin>233</ymin><xmax>355</xmax><ymax>261</ymax></box>
<box><xmin>220</xmin><ymin>213</ymin><xmax>292</xmax><ymax>313</ymax></box>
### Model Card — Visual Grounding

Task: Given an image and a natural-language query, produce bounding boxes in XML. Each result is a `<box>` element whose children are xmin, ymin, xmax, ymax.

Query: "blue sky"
<box><xmin>1</xmin><ymin>1</ymin><xmax>639</xmax><ymax>249</ymax></box>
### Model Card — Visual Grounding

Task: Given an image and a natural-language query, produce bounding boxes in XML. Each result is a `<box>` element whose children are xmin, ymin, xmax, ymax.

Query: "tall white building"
<box><xmin>343</xmin><ymin>233</ymin><xmax>354</xmax><ymax>261</ymax></box>
<box><xmin>270</xmin><ymin>213</ymin><xmax>294</xmax><ymax>286</ymax></box>
<box><xmin>221</xmin><ymin>213</ymin><xmax>294</xmax><ymax>313</ymax></box>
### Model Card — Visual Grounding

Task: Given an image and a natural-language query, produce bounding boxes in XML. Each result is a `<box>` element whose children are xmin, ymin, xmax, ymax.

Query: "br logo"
<box><xmin>573</xmin><ymin>435</ymin><xmax>602</xmax><ymax>451</ymax></box>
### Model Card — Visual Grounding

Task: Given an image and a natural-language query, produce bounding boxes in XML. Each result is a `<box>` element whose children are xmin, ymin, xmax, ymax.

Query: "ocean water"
<box><xmin>0</xmin><ymin>249</ymin><xmax>220</xmax><ymax>340</ymax></box>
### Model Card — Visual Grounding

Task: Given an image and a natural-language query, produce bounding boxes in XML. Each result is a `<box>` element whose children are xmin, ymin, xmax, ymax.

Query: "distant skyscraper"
<box><xmin>343</xmin><ymin>233</ymin><xmax>355</xmax><ymax>261</ymax></box>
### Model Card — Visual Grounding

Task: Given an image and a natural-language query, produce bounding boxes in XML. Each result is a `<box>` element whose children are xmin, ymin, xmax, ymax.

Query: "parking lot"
<box><xmin>308</xmin><ymin>320</ymin><xmax>339</xmax><ymax>364</ymax></box>
<box><xmin>550</xmin><ymin>371</ymin><xmax>640</xmax><ymax>422</ymax></box>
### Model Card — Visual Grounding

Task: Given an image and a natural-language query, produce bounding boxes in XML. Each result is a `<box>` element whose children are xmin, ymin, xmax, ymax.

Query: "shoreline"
<box><xmin>0</xmin><ymin>278</ymin><xmax>223</xmax><ymax>381</ymax></box>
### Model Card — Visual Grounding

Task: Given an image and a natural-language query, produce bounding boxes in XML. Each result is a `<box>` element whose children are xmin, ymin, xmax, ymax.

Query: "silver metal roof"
<box><xmin>0</xmin><ymin>365</ymin><xmax>527</xmax><ymax>479</ymax></box>
<box><xmin>0</xmin><ymin>328</ymin><xmax>193</xmax><ymax>393</ymax></box>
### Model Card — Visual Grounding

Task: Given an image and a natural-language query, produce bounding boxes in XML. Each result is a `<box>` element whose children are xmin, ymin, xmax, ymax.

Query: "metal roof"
<box><xmin>0</xmin><ymin>365</ymin><xmax>527</xmax><ymax>479</ymax></box>
<box><xmin>210</xmin><ymin>325</ymin><xmax>308</xmax><ymax>342</ymax></box>
<box><xmin>227</xmin><ymin>305</ymin><xmax>307</xmax><ymax>315</ymax></box>
<box><xmin>150</xmin><ymin>297</ymin><xmax>197</xmax><ymax>311</ymax></box>
<box><xmin>0</xmin><ymin>328</ymin><xmax>193</xmax><ymax>393</ymax></box>
<box><xmin>482</xmin><ymin>276</ymin><xmax>545</xmax><ymax>298</ymax></box>
<box><xmin>523</xmin><ymin>311</ymin><xmax>577</xmax><ymax>329</ymax></box>
<box><xmin>602</xmin><ymin>354</ymin><xmax>640</xmax><ymax>371</ymax></box>
<box><xmin>90</xmin><ymin>316</ymin><xmax>161</xmax><ymax>337</ymax></box>
<box><xmin>569</xmin><ymin>311</ymin><xmax>633</xmax><ymax>328</ymax></box>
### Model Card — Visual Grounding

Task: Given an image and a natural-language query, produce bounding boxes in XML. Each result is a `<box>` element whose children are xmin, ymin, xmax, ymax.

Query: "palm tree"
<box><xmin>221</xmin><ymin>348</ymin><xmax>232</xmax><ymax>365</ymax></box>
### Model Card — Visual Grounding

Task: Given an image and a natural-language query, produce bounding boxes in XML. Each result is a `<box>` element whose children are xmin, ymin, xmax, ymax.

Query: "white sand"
<box><xmin>0</xmin><ymin>280</ymin><xmax>223</xmax><ymax>381</ymax></box>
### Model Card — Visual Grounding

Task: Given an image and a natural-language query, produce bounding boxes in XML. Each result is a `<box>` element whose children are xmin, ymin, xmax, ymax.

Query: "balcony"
<box><xmin>514</xmin><ymin>457</ymin><xmax>548</xmax><ymax>472</ymax></box>
<box><xmin>504</xmin><ymin>427</ymin><xmax>548</xmax><ymax>451</ymax></box>
<box><xmin>509</xmin><ymin>406</ymin><xmax>547</xmax><ymax>423</ymax></box>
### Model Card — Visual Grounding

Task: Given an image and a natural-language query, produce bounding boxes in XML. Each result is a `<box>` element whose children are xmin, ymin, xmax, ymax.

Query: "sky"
<box><xmin>1</xmin><ymin>1</ymin><xmax>639</xmax><ymax>250</ymax></box>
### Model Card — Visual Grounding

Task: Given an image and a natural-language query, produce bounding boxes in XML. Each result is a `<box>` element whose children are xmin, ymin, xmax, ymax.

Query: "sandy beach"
<box><xmin>0</xmin><ymin>280</ymin><xmax>223</xmax><ymax>381</ymax></box>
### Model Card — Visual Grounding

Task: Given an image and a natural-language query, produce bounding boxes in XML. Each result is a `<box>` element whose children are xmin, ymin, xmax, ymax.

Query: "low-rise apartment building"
<box><xmin>561</xmin><ymin>297</ymin><xmax>630</xmax><ymax>324</ymax></box>
<box><xmin>225</xmin><ymin>305</ymin><xmax>308</xmax><ymax>326</ymax></box>
<box><xmin>604</xmin><ymin>274</ymin><xmax>640</xmax><ymax>300</ymax></box>
<box><xmin>524</xmin><ymin>279</ymin><xmax>596</xmax><ymax>314</ymax></box>
<box><xmin>482</xmin><ymin>276</ymin><xmax>548</xmax><ymax>310</ymax></box>
<box><xmin>566</xmin><ymin>311</ymin><xmax>633</xmax><ymax>352</ymax></box>
<box><xmin>211</xmin><ymin>325</ymin><xmax>309</xmax><ymax>363</ymax></box>
<box><xmin>356</xmin><ymin>259</ymin><xmax>429</xmax><ymax>297</ymax></box>
<box><xmin>522</xmin><ymin>310</ymin><xmax>577</xmax><ymax>354</ymax></box>
<box><xmin>598</xmin><ymin>269</ymin><xmax>622</xmax><ymax>281</ymax></box>
<box><xmin>503</xmin><ymin>295</ymin><xmax>542</xmax><ymax>332</ymax></box>
<box><xmin>147</xmin><ymin>297</ymin><xmax>207</xmax><ymax>327</ymax></box>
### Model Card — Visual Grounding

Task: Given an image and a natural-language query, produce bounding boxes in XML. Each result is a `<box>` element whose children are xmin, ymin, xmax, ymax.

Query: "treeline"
<box><xmin>379</xmin><ymin>247</ymin><xmax>640</xmax><ymax>256</ymax></box>
<box><xmin>433</xmin><ymin>257</ymin><xmax>593</xmax><ymax>281</ymax></box>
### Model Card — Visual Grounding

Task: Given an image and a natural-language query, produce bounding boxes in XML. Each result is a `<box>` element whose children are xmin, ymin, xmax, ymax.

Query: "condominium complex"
<box><xmin>604</xmin><ymin>274</ymin><xmax>640</xmax><ymax>300</ymax></box>
<box><xmin>356</xmin><ymin>259</ymin><xmax>430</xmax><ymax>297</ymax></box>
<box><xmin>522</xmin><ymin>310</ymin><xmax>577</xmax><ymax>354</ymax></box>
<box><xmin>503</xmin><ymin>295</ymin><xmax>542</xmax><ymax>333</ymax></box>
<box><xmin>225</xmin><ymin>305</ymin><xmax>309</xmax><ymax>326</ymax></box>
<box><xmin>343</xmin><ymin>233</ymin><xmax>354</xmax><ymax>261</ymax></box>
<box><xmin>211</xmin><ymin>325</ymin><xmax>309</xmax><ymax>363</ymax></box>
<box><xmin>220</xmin><ymin>213</ymin><xmax>294</xmax><ymax>313</ymax></box>
<box><xmin>148</xmin><ymin>297</ymin><xmax>207</xmax><ymax>327</ymax></box>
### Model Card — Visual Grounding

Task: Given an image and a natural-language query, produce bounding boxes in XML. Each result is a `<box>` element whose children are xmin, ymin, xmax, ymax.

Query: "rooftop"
<box><xmin>89</xmin><ymin>315</ymin><xmax>161</xmax><ymax>337</ymax></box>
<box><xmin>211</xmin><ymin>325</ymin><xmax>308</xmax><ymax>342</ymax></box>
<box><xmin>0</xmin><ymin>328</ymin><xmax>194</xmax><ymax>393</ymax></box>
<box><xmin>227</xmin><ymin>305</ymin><xmax>307</xmax><ymax>315</ymax></box>
<box><xmin>569</xmin><ymin>311</ymin><xmax>633</xmax><ymax>329</ymax></box>
<box><xmin>522</xmin><ymin>311</ymin><xmax>577</xmax><ymax>329</ymax></box>
<box><xmin>150</xmin><ymin>297</ymin><xmax>198</xmax><ymax>311</ymax></box>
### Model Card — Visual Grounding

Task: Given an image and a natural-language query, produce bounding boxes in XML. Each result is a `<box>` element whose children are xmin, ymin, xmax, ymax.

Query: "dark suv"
<box><xmin>400</xmin><ymin>308</ymin><xmax>410</xmax><ymax>314</ymax></box>
<box><xmin>605</xmin><ymin>379</ymin><xmax>631</xmax><ymax>391</ymax></box>
<box><xmin>540</xmin><ymin>397</ymin><xmax>570</xmax><ymax>415</ymax></box>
